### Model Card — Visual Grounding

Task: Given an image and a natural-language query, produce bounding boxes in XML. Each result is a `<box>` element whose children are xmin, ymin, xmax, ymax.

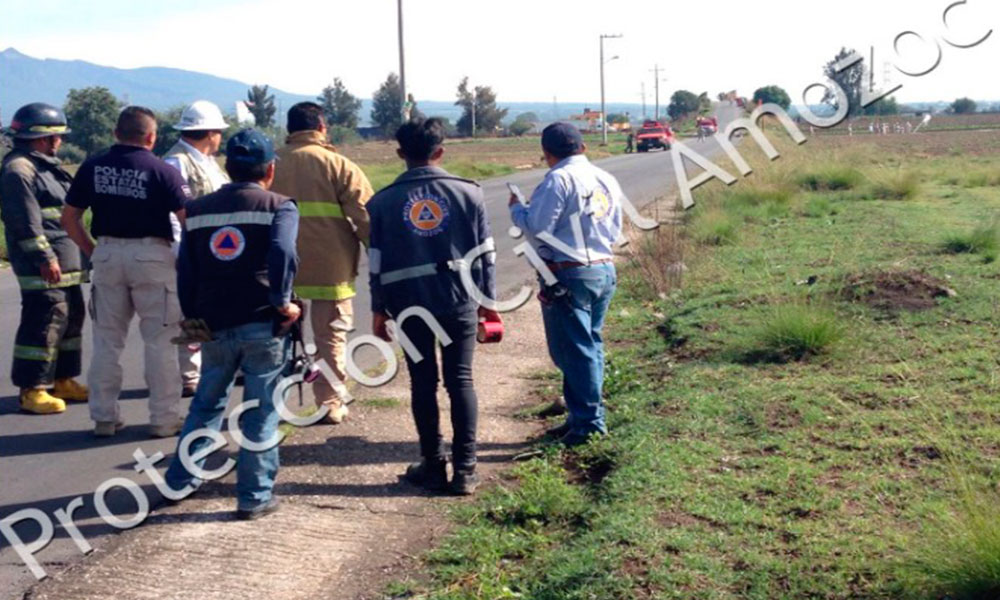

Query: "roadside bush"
<box><xmin>753</xmin><ymin>304</ymin><xmax>844</xmax><ymax>361</ymax></box>
<box><xmin>869</xmin><ymin>169</ymin><xmax>921</xmax><ymax>200</ymax></box>
<box><xmin>903</xmin><ymin>488</ymin><xmax>1000</xmax><ymax>600</ymax></box>
<box><xmin>796</xmin><ymin>166</ymin><xmax>863</xmax><ymax>191</ymax></box>
<box><xmin>942</xmin><ymin>223</ymin><xmax>999</xmax><ymax>262</ymax></box>
<box><xmin>624</xmin><ymin>224</ymin><xmax>685</xmax><ymax>300</ymax></box>
<box><xmin>56</xmin><ymin>143</ymin><xmax>87</xmax><ymax>165</ymax></box>
<box><xmin>691</xmin><ymin>208</ymin><xmax>738</xmax><ymax>245</ymax></box>
<box><xmin>962</xmin><ymin>170</ymin><xmax>1000</xmax><ymax>188</ymax></box>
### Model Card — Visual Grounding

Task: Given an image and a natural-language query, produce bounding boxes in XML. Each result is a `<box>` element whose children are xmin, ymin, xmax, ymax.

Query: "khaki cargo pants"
<box><xmin>310</xmin><ymin>298</ymin><xmax>353</xmax><ymax>409</ymax></box>
<box><xmin>88</xmin><ymin>237</ymin><xmax>182</xmax><ymax>426</ymax></box>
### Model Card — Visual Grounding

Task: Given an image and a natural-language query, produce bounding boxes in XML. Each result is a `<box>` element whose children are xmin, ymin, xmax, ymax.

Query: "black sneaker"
<box><xmin>236</xmin><ymin>496</ymin><xmax>281</xmax><ymax>521</ymax></box>
<box><xmin>450</xmin><ymin>470</ymin><xmax>480</xmax><ymax>496</ymax></box>
<box><xmin>545</xmin><ymin>421</ymin><xmax>571</xmax><ymax>438</ymax></box>
<box><xmin>404</xmin><ymin>459</ymin><xmax>447</xmax><ymax>491</ymax></box>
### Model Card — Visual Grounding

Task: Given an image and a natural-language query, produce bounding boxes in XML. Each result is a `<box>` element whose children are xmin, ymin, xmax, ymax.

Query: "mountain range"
<box><xmin>0</xmin><ymin>47</ymin><xmax>646</xmax><ymax>126</ymax></box>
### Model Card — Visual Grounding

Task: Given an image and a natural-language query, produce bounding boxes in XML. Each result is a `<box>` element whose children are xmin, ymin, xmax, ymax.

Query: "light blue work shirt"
<box><xmin>510</xmin><ymin>154</ymin><xmax>624</xmax><ymax>263</ymax></box>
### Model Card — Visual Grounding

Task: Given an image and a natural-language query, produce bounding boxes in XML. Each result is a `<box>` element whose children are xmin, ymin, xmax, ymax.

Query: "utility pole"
<box><xmin>640</xmin><ymin>82</ymin><xmax>647</xmax><ymax>119</ymax></box>
<box><xmin>599</xmin><ymin>33</ymin><xmax>622</xmax><ymax>146</ymax></box>
<box><xmin>470</xmin><ymin>80</ymin><xmax>476</xmax><ymax>138</ymax></box>
<box><xmin>649</xmin><ymin>64</ymin><xmax>663</xmax><ymax>121</ymax></box>
<box><xmin>397</xmin><ymin>0</ymin><xmax>407</xmax><ymax>116</ymax></box>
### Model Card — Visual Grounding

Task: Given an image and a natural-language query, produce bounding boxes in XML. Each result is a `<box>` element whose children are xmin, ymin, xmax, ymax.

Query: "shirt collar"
<box><xmin>222</xmin><ymin>181</ymin><xmax>265</xmax><ymax>191</ymax></box>
<box><xmin>552</xmin><ymin>154</ymin><xmax>589</xmax><ymax>171</ymax></box>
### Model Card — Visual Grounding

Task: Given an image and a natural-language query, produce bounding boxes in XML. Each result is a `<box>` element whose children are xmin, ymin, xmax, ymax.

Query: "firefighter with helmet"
<box><xmin>0</xmin><ymin>103</ymin><xmax>89</xmax><ymax>414</ymax></box>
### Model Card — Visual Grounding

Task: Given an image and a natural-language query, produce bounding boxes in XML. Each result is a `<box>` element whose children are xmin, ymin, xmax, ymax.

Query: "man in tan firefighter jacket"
<box><xmin>0</xmin><ymin>103</ymin><xmax>88</xmax><ymax>414</ymax></box>
<box><xmin>271</xmin><ymin>102</ymin><xmax>373</xmax><ymax>424</ymax></box>
<box><xmin>163</xmin><ymin>100</ymin><xmax>230</xmax><ymax>397</ymax></box>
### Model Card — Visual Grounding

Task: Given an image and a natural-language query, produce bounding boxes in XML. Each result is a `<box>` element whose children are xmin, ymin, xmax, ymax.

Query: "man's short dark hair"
<box><xmin>181</xmin><ymin>130</ymin><xmax>212</xmax><ymax>141</ymax></box>
<box><xmin>395</xmin><ymin>118</ymin><xmax>445</xmax><ymax>162</ymax></box>
<box><xmin>287</xmin><ymin>102</ymin><xmax>325</xmax><ymax>134</ymax></box>
<box><xmin>116</xmin><ymin>106</ymin><xmax>156</xmax><ymax>143</ymax></box>
<box><xmin>225</xmin><ymin>159</ymin><xmax>271</xmax><ymax>183</ymax></box>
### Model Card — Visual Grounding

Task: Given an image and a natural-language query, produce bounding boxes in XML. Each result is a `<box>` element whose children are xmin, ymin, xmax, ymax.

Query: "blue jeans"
<box><xmin>540</xmin><ymin>263</ymin><xmax>617</xmax><ymax>437</ymax></box>
<box><xmin>164</xmin><ymin>321</ymin><xmax>290</xmax><ymax>511</ymax></box>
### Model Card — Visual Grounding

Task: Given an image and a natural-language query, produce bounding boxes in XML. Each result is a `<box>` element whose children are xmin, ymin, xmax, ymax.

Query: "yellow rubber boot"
<box><xmin>20</xmin><ymin>389</ymin><xmax>67</xmax><ymax>414</ymax></box>
<box><xmin>53</xmin><ymin>378</ymin><xmax>89</xmax><ymax>402</ymax></box>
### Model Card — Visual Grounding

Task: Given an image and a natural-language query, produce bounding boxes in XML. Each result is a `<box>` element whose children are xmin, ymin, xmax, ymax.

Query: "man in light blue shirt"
<box><xmin>508</xmin><ymin>122</ymin><xmax>623</xmax><ymax>446</ymax></box>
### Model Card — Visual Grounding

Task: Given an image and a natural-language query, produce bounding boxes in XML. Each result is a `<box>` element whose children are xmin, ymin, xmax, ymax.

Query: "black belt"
<box><xmin>544</xmin><ymin>258</ymin><xmax>612</xmax><ymax>273</ymax></box>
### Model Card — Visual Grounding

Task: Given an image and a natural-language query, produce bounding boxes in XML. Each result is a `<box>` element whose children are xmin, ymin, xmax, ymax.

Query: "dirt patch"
<box><xmin>563</xmin><ymin>452</ymin><xmax>616</xmax><ymax>487</ymax></box>
<box><xmin>841</xmin><ymin>269</ymin><xmax>957</xmax><ymax>312</ymax></box>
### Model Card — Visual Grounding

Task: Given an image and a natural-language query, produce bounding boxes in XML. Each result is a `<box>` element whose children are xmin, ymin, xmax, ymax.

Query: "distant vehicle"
<box><xmin>636</xmin><ymin>120</ymin><xmax>676</xmax><ymax>152</ymax></box>
<box><xmin>696</xmin><ymin>116</ymin><xmax>719</xmax><ymax>134</ymax></box>
<box><xmin>696</xmin><ymin>116</ymin><xmax>719</xmax><ymax>141</ymax></box>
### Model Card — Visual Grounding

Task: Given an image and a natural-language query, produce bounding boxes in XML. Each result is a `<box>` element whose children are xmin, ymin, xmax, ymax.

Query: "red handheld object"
<box><xmin>477</xmin><ymin>320</ymin><xmax>504</xmax><ymax>344</ymax></box>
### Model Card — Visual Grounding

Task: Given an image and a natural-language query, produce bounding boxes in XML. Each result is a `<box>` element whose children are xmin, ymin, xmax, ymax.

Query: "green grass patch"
<box><xmin>750</xmin><ymin>304</ymin><xmax>844</xmax><ymax>362</ymax></box>
<box><xmin>797</xmin><ymin>166</ymin><xmax>864</xmax><ymax>191</ymax></box>
<box><xmin>869</xmin><ymin>169</ymin><xmax>921</xmax><ymax>200</ymax></box>
<box><xmin>395</xmin><ymin>136</ymin><xmax>1000</xmax><ymax>598</ymax></box>
<box><xmin>362</xmin><ymin>397</ymin><xmax>402</xmax><ymax>409</ymax></box>
<box><xmin>690</xmin><ymin>208</ymin><xmax>739</xmax><ymax>245</ymax></box>
<box><xmin>361</xmin><ymin>160</ymin><xmax>516</xmax><ymax>192</ymax></box>
<box><xmin>942</xmin><ymin>223</ymin><xmax>999</xmax><ymax>262</ymax></box>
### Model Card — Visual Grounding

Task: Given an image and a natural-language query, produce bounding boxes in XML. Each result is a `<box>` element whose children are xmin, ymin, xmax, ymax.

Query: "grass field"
<box><xmin>342</xmin><ymin>132</ymin><xmax>631</xmax><ymax>191</ymax></box>
<box><xmin>386</xmin><ymin>129</ymin><xmax>1000</xmax><ymax>599</ymax></box>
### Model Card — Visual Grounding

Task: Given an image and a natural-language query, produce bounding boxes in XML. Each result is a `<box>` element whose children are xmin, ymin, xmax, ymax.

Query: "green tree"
<box><xmin>455</xmin><ymin>77</ymin><xmax>509</xmax><ymax>136</ymax></box>
<box><xmin>667</xmin><ymin>90</ymin><xmax>701</xmax><ymax>120</ymax></box>
<box><xmin>514</xmin><ymin>111</ymin><xmax>540</xmax><ymax>124</ymax></box>
<box><xmin>606</xmin><ymin>113</ymin><xmax>630</xmax><ymax>125</ymax></box>
<box><xmin>509</xmin><ymin>120</ymin><xmax>533</xmax><ymax>136</ymax></box>
<box><xmin>951</xmin><ymin>97</ymin><xmax>978</xmax><ymax>114</ymax></box>
<box><xmin>752</xmin><ymin>85</ymin><xmax>792</xmax><ymax>109</ymax></box>
<box><xmin>371</xmin><ymin>73</ymin><xmax>403</xmax><ymax>136</ymax></box>
<box><xmin>63</xmin><ymin>86</ymin><xmax>121</xmax><ymax>156</ymax></box>
<box><xmin>246</xmin><ymin>85</ymin><xmax>276</xmax><ymax>128</ymax></box>
<box><xmin>822</xmin><ymin>47</ymin><xmax>866</xmax><ymax>116</ymax></box>
<box><xmin>318</xmin><ymin>78</ymin><xmax>361</xmax><ymax>129</ymax></box>
<box><xmin>864</xmin><ymin>96</ymin><xmax>900</xmax><ymax>116</ymax></box>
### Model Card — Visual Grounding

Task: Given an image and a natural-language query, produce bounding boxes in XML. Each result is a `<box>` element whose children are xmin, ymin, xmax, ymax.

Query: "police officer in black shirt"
<box><xmin>63</xmin><ymin>106</ymin><xmax>192</xmax><ymax>438</ymax></box>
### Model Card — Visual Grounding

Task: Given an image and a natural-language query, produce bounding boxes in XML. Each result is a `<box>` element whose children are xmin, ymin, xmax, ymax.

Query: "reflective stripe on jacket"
<box><xmin>0</xmin><ymin>149</ymin><xmax>86</xmax><ymax>288</ymax></box>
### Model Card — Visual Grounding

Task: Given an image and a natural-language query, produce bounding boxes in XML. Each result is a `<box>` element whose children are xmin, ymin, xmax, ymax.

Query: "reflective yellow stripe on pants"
<box><xmin>295</xmin><ymin>282</ymin><xmax>356</xmax><ymax>301</ymax></box>
<box><xmin>13</xmin><ymin>344</ymin><xmax>57</xmax><ymax>362</ymax></box>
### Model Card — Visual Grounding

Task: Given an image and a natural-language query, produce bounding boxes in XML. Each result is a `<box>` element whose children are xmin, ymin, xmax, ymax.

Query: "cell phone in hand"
<box><xmin>507</xmin><ymin>182</ymin><xmax>527</xmax><ymax>205</ymax></box>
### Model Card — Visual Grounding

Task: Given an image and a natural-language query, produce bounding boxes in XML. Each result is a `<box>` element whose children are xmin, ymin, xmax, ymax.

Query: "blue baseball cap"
<box><xmin>541</xmin><ymin>122</ymin><xmax>584</xmax><ymax>158</ymax></box>
<box><xmin>226</xmin><ymin>128</ymin><xmax>276</xmax><ymax>165</ymax></box>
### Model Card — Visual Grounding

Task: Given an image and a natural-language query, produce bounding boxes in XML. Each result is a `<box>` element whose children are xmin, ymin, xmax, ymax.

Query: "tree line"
<box><xmin>246</xmin><ymin>74</ymin><xmax>509</xmax><ymax>140</ymax></box>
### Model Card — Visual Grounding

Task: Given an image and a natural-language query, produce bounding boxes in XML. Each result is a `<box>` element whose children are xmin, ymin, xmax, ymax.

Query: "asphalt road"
<box><xmin>0</xmin><ymin>104</ymin><xmax>743</xmax><ymax>597</ymax></box>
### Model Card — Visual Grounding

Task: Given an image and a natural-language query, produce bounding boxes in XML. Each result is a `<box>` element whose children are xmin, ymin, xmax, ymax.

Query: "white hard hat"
<box><xmin>174</xmin><ymin>100</ymin><xmax>228</xmax><ymax>131</ymax></box>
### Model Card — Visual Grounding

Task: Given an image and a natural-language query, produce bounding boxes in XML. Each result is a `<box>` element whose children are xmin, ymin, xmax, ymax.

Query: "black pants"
<box><xmin>400</xmin><ymin>310</ymin><xmax>479</xmax><ymax>472</ymax></box>
<box><xmin>12</xmin><ymin>285</ymin><xmax>85</xmax><ymax>389</ymax></box>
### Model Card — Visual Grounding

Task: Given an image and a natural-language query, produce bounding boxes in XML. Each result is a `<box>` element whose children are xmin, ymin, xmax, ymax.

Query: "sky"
<box><xmin>2</xmin><ymin>0</ymin><xmax>998</xmax><ymax>106</ymax></box>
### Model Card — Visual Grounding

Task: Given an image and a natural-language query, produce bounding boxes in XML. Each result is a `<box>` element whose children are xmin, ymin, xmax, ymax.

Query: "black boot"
<box><xmin>450</xmin><ymin>468</ymin><xmax>480</xmax><ymax>496</ymax></box>
<box><xmin>405</xmin><ymin>458</ymin><xmax>448</xmax><ymax>491</ymax></box>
